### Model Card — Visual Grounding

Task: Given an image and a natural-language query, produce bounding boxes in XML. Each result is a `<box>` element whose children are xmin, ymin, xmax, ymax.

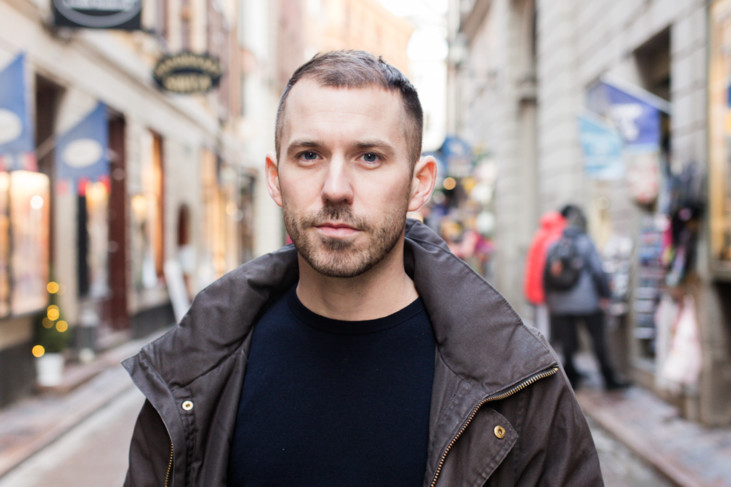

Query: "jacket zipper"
<box><xmin>165</xmin><ymin>441</ymin><xmax>174</xmax><ymax>487</ymax></box>
<box><xmin>429</xmin><ymin>366</ymin><xmax>559</xmax><ymax>487</ymax></box>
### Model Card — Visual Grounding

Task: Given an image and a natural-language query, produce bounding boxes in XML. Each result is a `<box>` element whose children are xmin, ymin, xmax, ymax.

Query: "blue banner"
<box><xmin>55</xmin><ymin>103</ymin><xmax>109</xmax><ymax>185</ymax></box>
<box><xmin>603</xmin><ymin>82</ymin><xmax>660</xmax><ymax>150</ymax></box>
<box><xmin>578</xmin><ymin>113</ymin><xmax>624</xmax><ymax>180</ymax></box>
<box><xmin>588</xmin><ymin>78</ymin><xmax>669</xmax><ymax>153</ymax></box>
<box><xmin>0</xmin><ymin>54</ymin><xmax>35</xmax><ymax>168</ymax></box>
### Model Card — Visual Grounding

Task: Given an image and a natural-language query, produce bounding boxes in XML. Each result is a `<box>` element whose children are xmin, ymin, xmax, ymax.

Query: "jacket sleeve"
<box><xmin>509</xmin><ymin>372</ymin><xmax>604</xmax><ymax>486</ymax></box>
<box><xmin>125</xmin><ymin>399</ymin><xmax>173</xmax><ymax>487</ymax></box>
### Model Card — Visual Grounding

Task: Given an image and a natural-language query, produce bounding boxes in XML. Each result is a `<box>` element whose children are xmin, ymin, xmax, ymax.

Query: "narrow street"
<box><xmin>0</xmin><ymin>387</ymin><xmax>143</xmax><ymax>487</ymax></box>
<box><xmin>0</xmin><ymin>382</ymin><xmax>672</xmax><ymax>486</ymax></box>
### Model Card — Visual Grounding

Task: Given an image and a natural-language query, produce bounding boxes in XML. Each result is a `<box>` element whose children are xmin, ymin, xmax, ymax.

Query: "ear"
<box><xmin>265</xmin><ymin>153</ymin><xmax>283</xmax><ymax>208</ymax></box>
<box><xmin>408</xmin><ymin>155</ymin><xmax>437</xmax><ymax>212</ymax></box>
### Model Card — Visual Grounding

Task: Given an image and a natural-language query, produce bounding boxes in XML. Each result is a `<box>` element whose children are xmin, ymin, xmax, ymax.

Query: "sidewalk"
<box><xmin>0</xmin><ymin>334</ymin><xmax>158</xmax><ymax>478</ymax></box>
<box><xmin>1</xmin><ymin>335</ymin><xmax>730</xmax><ymax>486</ymax></box>
<box><xmin>575</xmin><ymin>367</ymin><xmax>731</xmax><ymax>487</ymax></box>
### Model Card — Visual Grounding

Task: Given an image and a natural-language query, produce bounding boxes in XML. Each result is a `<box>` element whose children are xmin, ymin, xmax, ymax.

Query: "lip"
<box><xmin>315</xmin><ymin>222</ymin><xmax>360</xmax><ymax>238</ymax></box>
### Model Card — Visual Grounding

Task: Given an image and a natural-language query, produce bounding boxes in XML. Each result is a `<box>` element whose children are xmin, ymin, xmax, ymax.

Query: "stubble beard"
<box><xmin>284</xmin><ymin>201</ymin><xmax>408</xmax><ymax>279</ymax></box>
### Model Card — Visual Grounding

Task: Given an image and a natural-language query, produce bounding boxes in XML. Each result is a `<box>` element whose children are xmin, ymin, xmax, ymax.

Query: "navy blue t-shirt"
<box><xmin>227</xmin><ymin>285</ymin><xmax>435</xmax><ymax>486</ymax></box>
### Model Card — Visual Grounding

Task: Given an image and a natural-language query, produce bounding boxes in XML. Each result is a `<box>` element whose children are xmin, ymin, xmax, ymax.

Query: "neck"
<box><xmin>295</xmin><ymin>244</ymin><xmax>418</xmax><ymax>321</ymax></box>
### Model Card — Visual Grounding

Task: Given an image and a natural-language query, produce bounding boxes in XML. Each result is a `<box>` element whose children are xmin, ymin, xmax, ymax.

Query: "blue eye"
<box><xmin>301</xmin><ymin>151</ymin><xmax>318</xmax><ymax>160</ymax></box>
<box><xmin>362</xmin><ymin>152</ymin><xmax>379</xmax><ymax>163</ymax></box>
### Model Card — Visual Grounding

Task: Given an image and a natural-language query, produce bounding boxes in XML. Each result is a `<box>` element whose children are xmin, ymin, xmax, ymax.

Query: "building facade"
<box><xmin>0</xmin><ymin>0</ymin><xmax>289</xmax><ymax>406</ymax></box>
<box><xmin>450</xmin><ymin>0</ymin><xmax>730</xmax><ymax>425</ymax></box>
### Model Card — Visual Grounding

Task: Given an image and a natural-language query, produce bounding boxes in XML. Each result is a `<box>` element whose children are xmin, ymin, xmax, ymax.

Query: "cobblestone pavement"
<box><xmin>590</xmin><ymin>416</ymin><xmax>673</xmax><ymax>487</ymax></box>
<box><xmin>573</xmin><ymin>352</ymin><xmax>731</xmax><ymax>487</ymax></box>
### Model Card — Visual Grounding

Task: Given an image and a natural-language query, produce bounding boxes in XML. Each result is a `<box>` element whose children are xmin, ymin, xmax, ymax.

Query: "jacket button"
<box><xmin>182</xmin><ymin>400</ymin><xmax>194</xmax><ymax>411</ymax></box>
<box><xmin>494</xmin><ymin>425</ymin><xmax>506</xmax><ymax>439</ymax></box>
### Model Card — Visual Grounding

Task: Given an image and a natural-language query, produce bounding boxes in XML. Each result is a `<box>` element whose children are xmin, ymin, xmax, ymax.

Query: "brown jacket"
<box><xmin>123</xmin><ymin>220</ymin><xmax>603</xmax><ymax>486</ymax></box>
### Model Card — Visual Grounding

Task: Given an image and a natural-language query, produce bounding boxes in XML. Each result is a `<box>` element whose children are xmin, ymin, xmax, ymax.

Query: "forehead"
<box><xmin>280</xmin><ymin>79</ymin><xmax>408</xmax><ymax>144</ymax></box>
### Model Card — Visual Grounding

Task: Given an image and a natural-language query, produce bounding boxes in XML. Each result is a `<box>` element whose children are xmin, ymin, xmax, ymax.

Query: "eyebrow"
<box><xmin>285</xmin><ymin>138</ymin><xmax>397</xmax><ymax>157</ymax></box>
<box><xmin>353</xmin><ymin>139</ymin><xmax>395</xmax><ymax>154</ymax></box>
<box><xmin>285</xmin><ymin>139</ymin><xmax>321</xmax><ymax>157</ymax></box>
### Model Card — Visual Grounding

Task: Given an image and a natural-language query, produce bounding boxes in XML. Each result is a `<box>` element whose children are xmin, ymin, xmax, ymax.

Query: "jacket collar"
<box><xmin>404</xmin><ymin>219</ymin><xmax>556</xmax><ymax>389</ymax></box>
<box><xmin>139</xmin><ymin>219</ymin><xmax>555</xmax><ymax>397</ymax></box>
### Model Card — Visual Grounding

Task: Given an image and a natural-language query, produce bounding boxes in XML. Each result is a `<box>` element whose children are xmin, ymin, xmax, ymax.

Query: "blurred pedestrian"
<box><xmin>123</xmin><ymin>51</ymin><xmax>602</xmax><ymax>486</ymax></box>
<box><xmin>544</xmin><ymin>204</ymin><xmax>627</xmax><ymax>391</ymax></box>
<box><xmin>524</xmin><ymin>210</ymin><xmax>566</xmax><ymax>338</ymax></box>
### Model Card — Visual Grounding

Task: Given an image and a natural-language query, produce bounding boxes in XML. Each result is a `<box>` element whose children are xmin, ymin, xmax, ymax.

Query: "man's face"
<box><xmin>267</xmin><ymin>79</ymin><xmax>426</xmax><ymax>278</ymax></box>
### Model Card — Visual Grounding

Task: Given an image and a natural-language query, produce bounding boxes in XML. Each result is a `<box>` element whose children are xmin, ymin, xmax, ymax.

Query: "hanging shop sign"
<box><xmin>153</xmin><ymin>52</ymin><xmax>223</xmax><ymax>94</ymax></box>
<box><xmin>55</xmin><ymin>102</ymin><xmax>109</xmax><ymax>189</ymax></box>
<box><xmin>0</xmin><ymin>53</ymin><xmax>37</xmax><ymax>172</ymax></box>
<box><xmin>52</xmin><ymin>0</ymin><xmax>142</xmax><ymax>30</ymax></box>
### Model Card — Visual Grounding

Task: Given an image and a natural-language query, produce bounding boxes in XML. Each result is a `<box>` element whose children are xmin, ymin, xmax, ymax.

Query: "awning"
<box><xmin>54</xmin><ymin>102</ymin><xmax>109</xmax><ymax>187</ymax></box>
<box><xmin>0</xmin><ymin>53</ymin><xmax>36</xmax><ymax>171</ymax></box>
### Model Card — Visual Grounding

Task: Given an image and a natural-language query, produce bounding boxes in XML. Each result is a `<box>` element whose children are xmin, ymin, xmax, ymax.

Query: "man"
<box><xmin>544</xmin><ymin>204</ymin><xmax>626</xmax><ymax>391</ymax></box>
<box><xmin>124</xmin><ymin>51</ymin><xmax>603</xmax><ymax>486</ymax></box>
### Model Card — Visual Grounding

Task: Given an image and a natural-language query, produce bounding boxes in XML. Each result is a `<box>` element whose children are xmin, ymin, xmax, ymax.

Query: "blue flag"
<box><xmin>0</xmin><ymin>54</ymin><xmax>35</xmax><ymax>168</ymax></box>
<box><xmin>55</xmin><ymin>103</ymin><xmax>109</xmax><ymax>185</ymax></box>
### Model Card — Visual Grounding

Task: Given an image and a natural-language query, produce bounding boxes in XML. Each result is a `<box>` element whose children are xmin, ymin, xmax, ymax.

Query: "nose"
<box><xmin>321</xmin><ymin>158</ymin><xmax>353</xmax><ymax>205</ymax></box>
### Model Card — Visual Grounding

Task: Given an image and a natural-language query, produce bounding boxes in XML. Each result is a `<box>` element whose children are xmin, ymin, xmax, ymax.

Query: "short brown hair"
<box><xmin>275</xmin><ymin>50</ymin><xmax>424</xmax><ymax>164</ymax></box>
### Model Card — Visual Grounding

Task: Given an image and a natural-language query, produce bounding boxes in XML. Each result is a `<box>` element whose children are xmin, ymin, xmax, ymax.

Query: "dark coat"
<box><xmin>123</xmin><ymin>220</ymin><xmax>603</xmax><ymax>486</ymax></box>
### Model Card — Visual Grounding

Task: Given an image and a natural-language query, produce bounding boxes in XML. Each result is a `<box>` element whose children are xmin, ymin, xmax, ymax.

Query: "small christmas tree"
<box><xmin>31</xmin><ymin>281</ymin><xmax>70</xmax><ymax>358</ymax></box>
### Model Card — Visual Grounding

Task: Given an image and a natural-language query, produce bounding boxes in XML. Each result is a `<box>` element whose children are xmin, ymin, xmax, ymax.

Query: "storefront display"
<box><xmin>709</xmin><ymin>0</ymin><xmax>731</xmax><ymax>278</ymax></box>
<box><xmin>633</xmin><ymin>216</ymin><xmax>667</xmax><ymax>358</ymax></box>
<box><xmin>6</xmin><ymin>170</ymin><xmax>50</xmax><ymax>316</ymax></box>
<box><xmin>82</xmin><ymin>180</ymin><xmax>109</xmax><ymax>298</ymax></box>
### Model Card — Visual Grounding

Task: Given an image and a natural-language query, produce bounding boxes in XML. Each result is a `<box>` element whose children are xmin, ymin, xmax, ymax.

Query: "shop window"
<box><xmin>77</xmin><ymin>181</ymin><xmax>109</xmax><ymax>298</ymax></box>
<box><xmin>201</xmin><ymin>149</ymin><xmax>224</xmax><ymax>279</ymax></box>
<box><xmin>709</xmin><ymin>0</ymin><xmax>731</xmax><ymax>278</ymax></box>
<box><xmin>132</xmin><ymin>131</ymin><xmax>164</xmax><ymax>290</ymax></box>
<box><xmin>8</xmin><ymin>171</ymin><xmax>50</xmax><ymax>315</ymax></box>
